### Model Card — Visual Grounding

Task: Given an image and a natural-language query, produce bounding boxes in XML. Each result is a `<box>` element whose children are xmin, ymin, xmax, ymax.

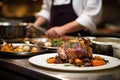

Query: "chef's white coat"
<box><xmin>36</xmin><ymin>0</ymin><xmax>102</xmax><ymax>33</ymax></box>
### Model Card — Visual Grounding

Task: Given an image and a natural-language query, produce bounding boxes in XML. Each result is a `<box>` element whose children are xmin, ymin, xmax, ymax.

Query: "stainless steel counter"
<box><xmin>0</xmin><ymin>55</ymin><xmax>120</xmax><ymax>80</ymax></box>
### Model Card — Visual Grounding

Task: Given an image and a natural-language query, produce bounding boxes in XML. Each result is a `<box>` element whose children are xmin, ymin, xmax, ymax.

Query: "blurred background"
<box><xmin>0</xmin><ymin>0</ymin><xmax>42</xmax><ymax>22</ymax></box>
<box><xmin>0</xmin><ymin>0</ymin><xmax>120</xmax><ymax>39</ymax></box>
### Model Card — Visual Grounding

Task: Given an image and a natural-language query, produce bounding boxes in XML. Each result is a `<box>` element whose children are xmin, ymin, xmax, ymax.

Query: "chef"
<box><xmin>27</xmin><ymin>0</ymin><xmax>102</xmax><ymax>38</ymax></box>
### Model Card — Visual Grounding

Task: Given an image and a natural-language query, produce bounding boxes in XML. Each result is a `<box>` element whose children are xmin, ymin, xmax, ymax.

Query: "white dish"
<box><xmin>43</xmin><ymin>46</ymin><xmax>58</xmax><ymax>50</ymax></box>
<box><xmin>29</xmin><ymin>53</ymin><xmax>120</xmax><ymax>71</ymax></box>
<box><xmin>30</xmin><ymin>38</ymin><xmax>47</xmax><ymax>43</ymax></box>
<box><xmin>30</xmin><ymin>38</ymin><xmax>58</xmax><ymax>50</ymax></box>
<box><xmin>12</xmin><ymin>43</ymin><xmax>33</xmax><ymax>46</ymax></box>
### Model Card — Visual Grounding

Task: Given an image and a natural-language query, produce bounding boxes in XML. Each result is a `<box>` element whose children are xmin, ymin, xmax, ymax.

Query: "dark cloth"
<box><xmin>50</xmin><ymin>0</ymin><xmax>91</xmax><ymax>36</ymax></box>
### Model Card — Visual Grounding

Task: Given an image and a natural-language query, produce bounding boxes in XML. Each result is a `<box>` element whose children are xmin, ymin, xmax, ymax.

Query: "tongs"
<box><xmin>32</xmin><ymin>25</ymin><xmax>47</xmax><ymax>35</ymax></box>
<box><xmin>26</xmin><ymin>24</ymin><xmax>47</xmax><ymax>38</ymax></box>
<box><xmin>0</xmin><ymin>38</ymin><xmax>7</xmax><ymax>46</ymax></box>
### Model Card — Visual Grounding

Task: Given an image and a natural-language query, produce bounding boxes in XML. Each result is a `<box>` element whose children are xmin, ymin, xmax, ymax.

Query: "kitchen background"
<box><xmin>0</xmin><ymin>0</ymin><xmax>120</xmax><ymax>39</ymax></box>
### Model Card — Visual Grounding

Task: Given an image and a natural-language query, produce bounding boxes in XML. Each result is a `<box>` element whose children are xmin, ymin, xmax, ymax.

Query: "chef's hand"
<box><xmin>46</xmin><ymin>26</ymin><xmax>66</xmax><ymax>38</ymax></box>
<box><xmin>26</xmin><ymin>23</ymin><xmax>35</xmax><ymax>37</ymax></box>
<box><xmin>26</xmin><ymin>23</ymin><xmax>41</xmax><ymax>37</ymax></box>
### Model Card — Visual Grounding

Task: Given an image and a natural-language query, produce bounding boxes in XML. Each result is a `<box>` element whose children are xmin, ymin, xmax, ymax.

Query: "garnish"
<box><xmin>66</xmin><ymin>42</ymin><xmax>76</xmax><ymax>48</ymax></box>
<box><xmin>51</xmin><ymin>38</ymin><xmax>63</xmax><ymax>47</ymax></box>
<box><xmin>64</xmin><ymin>64</ymin><xmax>72</xmax><ymax>66</ymax></box>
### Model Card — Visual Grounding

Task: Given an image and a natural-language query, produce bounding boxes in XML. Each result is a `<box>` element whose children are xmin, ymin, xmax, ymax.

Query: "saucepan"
<box><xmin>91</xmin><ymin>37</ymin><xmax>120</xmax><ymax>59</ymax></box>
<box><xmin>112</xmin><ymin>43</ymin><xmax>120</xmax><ymax>59</ymax></box>
<box><xmin>0</xmin><ymin>22</ymin><xmax>26</xmax><ymax>39</ymax></box>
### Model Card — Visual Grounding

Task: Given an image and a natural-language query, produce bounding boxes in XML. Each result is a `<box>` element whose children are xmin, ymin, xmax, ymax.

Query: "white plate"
<box><xmin>30</xmin><ymin>38</ymin><xmax>58</xmax><ymax>50</ymax></box>
<box><xmin>30</xmin><ymin>38</ymin><xmax>47</xmax><ymax>43</ymax></box>
<box><xmin>12</xmin><ymin>43</ymin><xmax>33</xmax><ymax>46</ymax></box>
<box><xmin>43</xmin><ymin>46</ymin><xmax>58</xmax><ymax>50</ymax></box>
<box><xmin>28</xmin><ymin>53</ymin><xmax>120</xmax><ymax>71</ymax></box>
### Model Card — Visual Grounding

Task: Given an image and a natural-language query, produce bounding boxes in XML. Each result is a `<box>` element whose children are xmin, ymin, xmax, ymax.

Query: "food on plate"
<box><xmin>92</xmin><ymin>59</ymin><xmax>106</xmax><ymax>66</ymax></box>
<box><xmin>44</xmin><ymin>42</ymin><xmax>52</xmax><ymax>47</ymax></box>
<box><xmin>44</xmin><ymin>38</ymin><xmax>64</xmax><ymax>47</ymax></box>
<box><xmin>30</xmin><ymin>36</ymin><xmax>75</xmax><ymax>49</ymax></box>
<box><xmin>47</xmin><ymin>34</ymin><xmax>108</xmax><ymax>67</ymax></box>
<box><xmin>30</xmin><ymin>47</ymin><xmax>38</xmax><ymax>52</ymax></box>
<box><xmin>47</xmin><ymin>57</ymin><xmax>57</xmax><ymax>63</ymax></box>
<box><xmin>22</xmin><ymin>45</ymin><xmax>30</xmax><ymax>52</ymax></box>
<box><xmin>25</xmin><ymin>41</ymin><xmax>30</xmax><ymax>44</ymax></box>
<box><xmin>0</xmin><ymin>43</ymin><xmax>39</xmax><ymax>52</ymax></box>
<box><xmin>43</xmin><ymin>36</ymin><xmax>75</xmax><ymax>48</ymax></box>
<box><xmin>0</xmin><ymin>43</ymin><xmax>13</xmax><ymax>52</ymax></box>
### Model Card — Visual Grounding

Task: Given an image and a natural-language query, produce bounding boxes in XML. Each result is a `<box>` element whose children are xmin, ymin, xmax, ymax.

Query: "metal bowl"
<box><xmin>112</xmin><ymin>44</ymin><xmax>120</xmax><ymax>59</ymax></box>
<box><xmin>91</xmin><ymin>37</ymin><xmax>120</xmax><ymax>58</ymax></box>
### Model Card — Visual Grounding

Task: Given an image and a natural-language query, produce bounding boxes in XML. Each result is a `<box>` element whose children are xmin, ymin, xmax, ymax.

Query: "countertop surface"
<box><xmin>0</xmin><ymin>54</ymin><xmax>120</xmax><ymax>80</ymax></box>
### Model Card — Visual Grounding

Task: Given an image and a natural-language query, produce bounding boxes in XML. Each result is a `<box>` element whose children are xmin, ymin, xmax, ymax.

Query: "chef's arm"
<box><xmin>33</xmin><ymin>16</ymin><xmax>47</xmax><ymax>27</ymax></box>
<box><xmin>34</xmin><ymin>0</ymin><xmax>51</xmax><ymax>27</ymax></box>
<box><xmin>60</xmin><ymin>21</ymin><xmax>85</xmax><ymax>35</ymax></box>
<box><xmin>75</xmin><ymin>0</ymin><xmax>102</xmax><ymax>33</ymax></box>
<box><xmin>60</xmin><ymin>0</ymin><xmax>102</xmax><ymax>35</ymax></box>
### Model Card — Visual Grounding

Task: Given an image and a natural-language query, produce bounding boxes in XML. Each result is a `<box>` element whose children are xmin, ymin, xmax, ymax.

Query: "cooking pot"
<box><xmin>91</xmin><ymin>37</ymin><xmax>120</xmax><ymax>59</ymax></box>
<box><xmin>0</xmin><ymin>22</ymin><xmax>27</xmax><ymax>39</ymax></box>
<box><xmin>112</xmin><ymin>43</ymin><xmax>120</xmax><ymax>59</ymax></box>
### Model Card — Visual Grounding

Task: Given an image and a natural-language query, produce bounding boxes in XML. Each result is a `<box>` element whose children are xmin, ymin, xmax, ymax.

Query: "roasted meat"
<box><xmin>57</xmin><ymin>35</ymin><xmax>93</xmax><ymax>60</ymax></box>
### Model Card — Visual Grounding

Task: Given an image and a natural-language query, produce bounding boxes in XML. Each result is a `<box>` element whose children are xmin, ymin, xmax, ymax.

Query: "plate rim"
<box><xmin>41</xmin><ymin>46</ymin><xmax>58</xmax><ymax>50</ymax></box>
<box><xmin>28</xmin><ymin>53</ymin><xmax>120</xmax><ymax>71</ymax></box>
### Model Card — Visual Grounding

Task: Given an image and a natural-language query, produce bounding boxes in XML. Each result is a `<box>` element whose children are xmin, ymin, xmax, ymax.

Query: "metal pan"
<box><xmin>91</xmin><ymin>37</ymin><xmax>120</xmax><ymax>58</ymax></box>
<box><xmin>0</xmin><ymin>43</ymin><xmax>48</xmax><ymax>58</ymax></box>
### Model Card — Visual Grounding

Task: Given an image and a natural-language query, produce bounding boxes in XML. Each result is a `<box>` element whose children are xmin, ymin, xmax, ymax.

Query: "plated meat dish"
<box><xmin>47</xmin><ymin>34</ymin><xmax>108</xmax><ymax>67</ymax></box>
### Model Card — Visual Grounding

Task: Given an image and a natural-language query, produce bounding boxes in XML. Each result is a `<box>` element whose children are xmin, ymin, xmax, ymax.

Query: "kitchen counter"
<box><xmin>0</xmin><ymin>55</ymin><xmax>120</xmax><ymax>80</ymax></box>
